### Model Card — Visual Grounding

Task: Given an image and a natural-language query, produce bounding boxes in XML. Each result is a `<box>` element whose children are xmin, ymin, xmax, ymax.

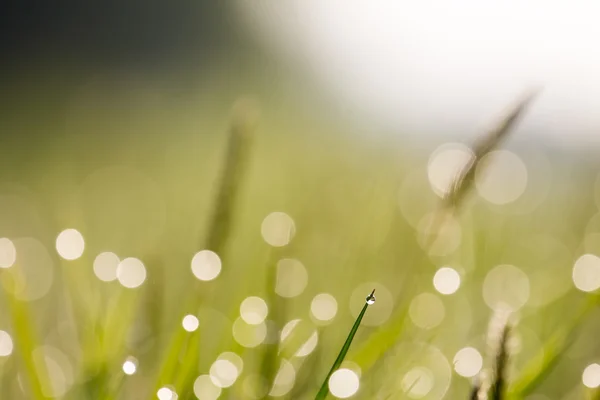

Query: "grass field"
<box><xmin>1</xmin><ymin>86</ymin><xmax>600</xmax><ymax>400</ymax></box>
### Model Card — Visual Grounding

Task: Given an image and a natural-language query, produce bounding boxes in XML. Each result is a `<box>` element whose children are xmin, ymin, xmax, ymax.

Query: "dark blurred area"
<box><xmin>0</xmin><ymin>0</ymin><xmax>238</xmax><ymax>71</ymax></box>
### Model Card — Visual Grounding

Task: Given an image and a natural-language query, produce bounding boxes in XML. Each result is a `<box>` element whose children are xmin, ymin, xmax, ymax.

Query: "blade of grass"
<box><xmin>424</xmin><ymin>89</ymin><xmax>540</xmax><ymax>248</ymax></box>
<box><xmin>443</xmin><ymin>88</ymin><xmax>540</xmax><ymax>211</ymax></box>
<box><xmin>1</xmin><ymin>268</ymin><xmax>50</xmax><ymax>400</ymax></box>
<box><xmin>257</xmin><ymin>250</ymin><xmax>287</xmax><ymax>399</ymax></box>
<box><xmin>150</xmin><ymin>98</ymin><xmax>258</xmax><ymax>396</ymax></box>
<box><xmin>508</xmin><ymin>296</ymin><xmax>598</xmax><ymax>398</ymax></box>
<box><xmin>470</xmin><ymin>383</ymin><xmax>481</xmax><ymax>400</ymax></box>
<box><xmin>314</xmin><ymin>289</ymin><xmax>376</xmax><ymax>400</ymax></box>
<box><xmin>489</xmin><ymin>323</ymin><xmax>511</xmax><ymax>400</ymax></box>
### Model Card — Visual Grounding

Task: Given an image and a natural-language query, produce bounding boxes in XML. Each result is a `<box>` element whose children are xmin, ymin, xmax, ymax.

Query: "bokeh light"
<box><xmin>4</xmin><ymin>238</ymin><xmax>54</xmax><ymax>301</ymax></box>
<box><xmin>433</xmin><ymin>267</ymin><xmax>461</xmax><ymax>295</ymax></box>
<box><xmin>572</xmin><ymin>254</ymin><xmax>600</xmax><ymax>292</ymax></box>
<box><xmin>240</xmin><ymin>296</ymin><xmax>269</xmax><ymax>325</ymax></box>
<box><xmin>191</xmin><ymin>250</ymin><xmax>222</xmax><ymax>281</ymax></box>
<box><xmin>209</xmin><ymin>359</ymin><xmax>239</xmax><ymax>388</ymax></box>
<box><xmin>328</xmin><ymin>368</ymin><xmax>359</xmax><ymax>398</ymax></box>
<box><xmin>116</xmin><ymin>257</ymin><xmax>147</xmax><ymax>289</ymax></box>
<box><xmin>261</xmin><ymin>212</ymin><xmax>295</xmax><ymax>247</ymax></box>
<box><xmin>157</xmin><ymin>386</ymin><xmax>177</xmax><ymax>400</ymax></box>
<box><xmin>122</xmin><ymin>356</ymin><xmax>138</xmax><ymax>375</ymax></box>
<box><xmin>275</xmin><ymin>258</ymin><xmax>308</xmax><ymax>298</ymax></box>
<box><xmin>279</xmin><ymin>319</ymin><xmax>319</xmax><ymax>357</ymax></box>
<box><xmin>483</xmin><ymin>264</ymin><xmax>530</xmax><ymax>311</ymax></box>
<box><xmin>232</xmin><ymin>317</ymin><xmax>267</xmax><ymax>348</ymax></box>
<box><xmin>417</xmin><ymin>212</ymin><xmax>462</xmax><ymax>257</ymax></box>
<box><xmin>0</xmin><ymin>238</ymin><xmax>16</xmax><ymax>268</ymax></box>
<box><xmin>295</xmin><ymin>330</ymin><xmax>319</xmax><ymax>357</ymax></box>
<box><xmin>401</xmin><ymin>366</ymin><xmax>434</xmax><ymax>398</ymax></box>
<box><xmin>280</xmin><ymin>319</ymin><xmax>301</xmax><ymax>341</ymax></box>
<box><xmin>475</xmin><ymin>150</ymin><xmax>528</xmax><ymax>205</ymax></box>
<box><xmin>269</xmin><ymin>359</ymin><xmax>296</xmax><ymax>397</ymax></box>
<box><xmin>0</xmin><ymin>331</ymin><xmax>13</xmax><ymax>357</ymax></box>
<box><xmin>311</xmin><ymin>293</ymin><xmax>338</xmax><ymax>323</ymax></box>
<box><xmin>193</xmin><ymin>375</ymin><xmax>221</xmax><ymax>400</ymax></box>
<box><xmin>55</xmin><ymin>229</ymin><xmax>85</xmax><ymax>260</ymax></box>
<box><xmin>427</xmin><ymin>143</ymin><xmax>473</xmax><ymax>197</ymax></box>
<box><xmin>217</xmin><ymin>352</ymin><xmax>244</xmax><ymax>375</ymax></box>
<box><xmin>453</xmin><ymin>347</ymin><xmax>483</xmax><ymax>378</ymax></box>
<box><xmin>409</xmin><ymin>293</ymin><xmax>445</xmax><ymax>329</ymax></box>
<box><xmin>33</xmin><ymin>346</ymin><xmax>74</xmax><ymax>397</ymax></box>
<box><xmin>582</xmin><ymin>363</ymin><xmax>600</xmax><ymax>388</ymax></box>
<box><xmin>182</xmin><ymin>315</ymin><xmax>200</xmax><ymax>332</ymax></box>
<box><xmin>93</xmin><ymin>251</ymin><xmax>120</xmax><ymax>282</ymax></box>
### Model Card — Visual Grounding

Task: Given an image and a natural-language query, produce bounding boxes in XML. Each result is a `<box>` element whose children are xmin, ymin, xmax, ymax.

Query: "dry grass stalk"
<box><xmin>442</xmin><ymin>88</ymin><xmax>540</xmax><ymax>211</ymax></box>
<box><xmin>486</xmin><ymin>307</ymin><xmax>513</xmax><ymax>400</ymax></box>
<box><xmin>423</xmin><ymin>88</ymin><xmax>540</xmax><ymax>249</ymax></box>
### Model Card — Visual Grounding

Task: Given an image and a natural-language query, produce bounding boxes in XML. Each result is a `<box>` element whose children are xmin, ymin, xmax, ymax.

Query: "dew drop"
<box><xmin>365</xmin><ymin>290</ymin><xmax>376</xmax><ymax>305</ymax></box>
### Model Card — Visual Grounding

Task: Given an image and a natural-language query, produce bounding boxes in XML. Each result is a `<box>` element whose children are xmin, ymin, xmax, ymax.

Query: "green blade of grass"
<box><xmin>150</xmin><ymin>99</ymin><xmax>258</xmax><ymax>396</ymax></box>
<box><xmin>258</xmin><ymin>250</ymin><xmax>287</xmax><ymax>399</ymax></box>
<box><xmin>508</xmin><ymin>295</ymin><xmax>598</xmax><ymax>398</ymax></box>
<box><xmin>314</xmin><ymin>289</ymin><xmax>376</xmax><ymax>400</ymax></box>
<box><xmin>2</xmin><ymin>269</ymin><xmax>49</xmax><ymax>400</ymax></box>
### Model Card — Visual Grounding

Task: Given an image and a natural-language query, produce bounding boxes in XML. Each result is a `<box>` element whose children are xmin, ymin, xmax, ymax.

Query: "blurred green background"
<box><xmin>1</xmin><ymin>1</ymin><xmax>600</xmax><ymax>400</ymax></box>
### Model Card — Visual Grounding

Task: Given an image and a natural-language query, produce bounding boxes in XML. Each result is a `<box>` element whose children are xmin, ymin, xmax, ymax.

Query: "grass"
<box><xmin>314</xmin><ymin>289</ymin><xmax>375</xmax><ymax>400</ymax></box>
<box><xmin>0</xmin><ymin>87</ymin><xmax>599</xmax><ymax>400</ymax></box>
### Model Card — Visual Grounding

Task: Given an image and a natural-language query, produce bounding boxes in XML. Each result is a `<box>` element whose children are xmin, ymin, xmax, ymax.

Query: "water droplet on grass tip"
<box><xmin>366</xmin><ymin>290</ymin><xmax>376</xmax><ymax>305</ymax></box>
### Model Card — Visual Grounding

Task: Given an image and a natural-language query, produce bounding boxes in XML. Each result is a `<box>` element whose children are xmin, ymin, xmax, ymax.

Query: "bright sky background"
<box><xmin>239</xmin><ymin>0</ymin><xmax>600</xmax><ymax>145</ymax></box>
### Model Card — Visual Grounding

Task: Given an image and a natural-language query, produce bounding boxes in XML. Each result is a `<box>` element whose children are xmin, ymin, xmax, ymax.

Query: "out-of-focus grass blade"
<box><xmin>423</xmin><ymin>89</ymin><xmax>540</xmax><ymax>248</ymax></box>
<box><xmin>314</xmin><ymin>289</ymin><xmax>376</xmax><ymax>400</ymax></box>
<box><xmin>2</xmin><ymin>269</ymin><xmax>49</xmax><ymax>400</ymax></box>
<box><xmin>489</xmin><ymin>323</ymin><xmax>511</xmax><ymax>400</ymax></box>
<box><xmin>508</xmin><ymin>295</ymin><xmax>598</xmax><ymax>398</ymax></box>
<box><xmin>442</xmin><ymin>88</ymin><xmax>540</xmax><ymax>211</ymax></box>
<box><xmin>258</xmin><ymin>251</ymin><xmax>287</xmax><ymax>399</ymax></box>
<box><xmin>150</xmin><ymin>98</ymin><xmax>258</xmax><ymax>396</ymax></box>
<box><xmin>470</xmin><ymin>383</ymin><xmax>481</xmax><ymax>400</ymax></box>
<box><xmin>172</xmin><ymin>330</ymin><xmax>201</xmax><ymax>392</ymax></box>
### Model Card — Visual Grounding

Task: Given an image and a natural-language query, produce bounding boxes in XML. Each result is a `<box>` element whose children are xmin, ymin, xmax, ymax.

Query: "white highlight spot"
<box><xmin>122</xmin><ymin>357</ymin><xmax>138</xmax><ymax>375</ymax></box>
<box><xmin>0</xmin><ymin>238</ymin><xmax>16</xmax><ymax>268</ymax></box>
<box><xmin>573</xmin><ymin>254</ymin><xmax>600</xmax><ymax>292</ymax></box>
<box><xmin>583</xmin><ymin>363</ymin><xmax>600</xmax><ymax>389</ymax></box>
<box><xmin>240</xmin><ymin>296</ymin><xmax>269</xmax><ymax>325</ymax></box>
<box><xmin>433</xmin><ymin>267</ymin><xmax>461</xmax><ymax>295</ymax></box>
<box><xmin>210</xmin><ymin>359</ymin><xmax>239</xmax><ymax>388</ymax></box>
<box><xmin>0</xmin><ymin>331</ymin><xmax>13</xmax><ymax>356</ymax></box>
<box><xmin>93</xmin><ymin>252</ymin><xmax>120</xmax><ymax>282</ymax></box>
<box><xmin>116</xmin><ymin>257</ymin><xmax>147</xmax><ymax>289</ymax></box>
<box><xmin>56</xmin><ymin>229</ymin><xmax>85</xmax><ymax>260</ymax></box>
<box><xmin>311</xmin><ymin>293</ymin><xmax>338</xmax><ymax>323</ymax></box>
<box><xmin>191</xmin><ymin>250</ymin><xmax>222</xmax><ymax>281</ymax></box>
<box><xmin>328</xmin><ymin>368</ymin><xmax>359</xmax><ymax>398</ymax></box>
<box><xmin>193</xmin><ymin>375</ymin><xmax>221</xmax><ymax>400</ymax></box>
<box><xmin>453</xmin><ymin>347</ymin><xmax>483</xmax><ymax>378</ymax></box>
<box><xmin>182</xmin><ymin>315</ymin><xmax>200</xmax><ymax>332</ymax></box>
<box><xmin>261</xmin><ymin>212</ymin><xmax>295</xmax><ymax>247</ymax></box>
<box><xmin>157</xmin><ymin>387</ymin><xmax>177</xmax><ymax>400</ymax></box>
